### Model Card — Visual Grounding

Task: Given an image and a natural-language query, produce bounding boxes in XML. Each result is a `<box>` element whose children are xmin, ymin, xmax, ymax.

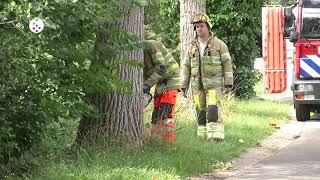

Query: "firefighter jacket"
<box><xmin>144</xmin><ymin>40</ymin><xmax>180</xmax><ymax>95</ymax></box>
<box><xmin>181</xmin><ymin>34</ymin><xmax>233</xmax><ymax>90</ymax></box>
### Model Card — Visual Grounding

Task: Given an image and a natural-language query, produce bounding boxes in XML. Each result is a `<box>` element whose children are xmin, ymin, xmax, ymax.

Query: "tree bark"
<box><xmin>180</xmin><ymin>0</ymin><xmax>206</xmax><ymax>60</ymax></box>
<box><xmin>75</xmin><ymin>2</ymin><xmax>144</xmax><ymax>148</ymax></box>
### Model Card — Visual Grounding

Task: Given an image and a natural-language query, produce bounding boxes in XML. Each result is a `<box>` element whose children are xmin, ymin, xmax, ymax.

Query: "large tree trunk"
<box><xmin>180</xmin><ymin>0</ymin><xmax>206</xmax><ymax>60</ymax></box>
<box><xmin>75</xmin><ymin>2</ymin><xmax>144</xmax><ymax>148</ymax></box>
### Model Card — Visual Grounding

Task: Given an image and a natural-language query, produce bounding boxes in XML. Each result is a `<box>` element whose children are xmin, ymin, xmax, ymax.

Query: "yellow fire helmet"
<box><xmin>191</xmin><ymin>13</ymin><xmax>213</xmax><ymax>29</ymax></box>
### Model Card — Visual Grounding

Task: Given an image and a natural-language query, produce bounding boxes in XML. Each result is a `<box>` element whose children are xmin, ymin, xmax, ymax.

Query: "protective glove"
<box><xmin>143</xmin><ymin>83</ymin><xmax>150</xmax><ymax>94</ymax></box>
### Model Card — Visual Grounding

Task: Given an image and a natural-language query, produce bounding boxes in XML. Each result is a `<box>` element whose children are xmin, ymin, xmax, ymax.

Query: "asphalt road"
<box><xmin>233</xmin><ymin>120</ymin><xmax>320</xmax><ymax>180</ymax></box>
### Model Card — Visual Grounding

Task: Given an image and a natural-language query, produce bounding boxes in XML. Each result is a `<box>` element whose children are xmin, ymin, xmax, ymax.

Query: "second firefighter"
<box><xmin>181</xmin><ymin>13</ymin><xmax>234</xmax><ymax>140</ymax></box>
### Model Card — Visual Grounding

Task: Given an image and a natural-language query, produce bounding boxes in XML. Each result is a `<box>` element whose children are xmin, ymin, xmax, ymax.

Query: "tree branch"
<box><xmin>0</xmin><ymin>20</ymin><xmax>18</xmax><ymax>25</ymax></box>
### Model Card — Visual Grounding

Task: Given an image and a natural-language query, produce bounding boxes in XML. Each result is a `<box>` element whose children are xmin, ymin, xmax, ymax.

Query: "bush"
<box><xmin>146</xmin><ymin>0</ymin><xmax>266</xmax><ymax>98</ymax></box>
<box><xmin>206</xmin><ymin>0</ymin><xmax>265</xmax><ymax>98</ymax></box>
<box><xmin>145</xmin><ymin>0</ymin><xmax>180</xmax><ymax>63</ymax></box>
<box><xmin>0</xmin><ymin>1</ymin><xmax>131</xmax><ymax>177</ymax></box>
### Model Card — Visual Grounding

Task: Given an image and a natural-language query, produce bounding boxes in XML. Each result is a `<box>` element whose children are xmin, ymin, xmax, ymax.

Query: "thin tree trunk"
<box><xmin>75</xmin><ymin>1</ymin><xmax>144</xmax><ymax>148</ymax></box>
<box><xmin>180</xmin><ymin>0</ymin><xmax>206</xmax><ymax>60</ymax></box>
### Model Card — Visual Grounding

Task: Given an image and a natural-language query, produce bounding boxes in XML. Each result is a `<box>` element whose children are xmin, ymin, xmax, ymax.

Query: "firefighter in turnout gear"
<box><xmin>180</xmin><ymin>13</ymin><xmax>233</xmax><ymax>140</ymax></box>
<box><xmin>143</xmin><ymin>40</ymin><xmax>180</xmax><ymax>142</ymax></box>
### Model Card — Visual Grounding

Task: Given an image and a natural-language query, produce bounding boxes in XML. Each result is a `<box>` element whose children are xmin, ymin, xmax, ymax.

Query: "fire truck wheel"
<box><xmin>295</xmin><ymin>104</ymin><xmax>310</xmax><ymax>122</ymax></box>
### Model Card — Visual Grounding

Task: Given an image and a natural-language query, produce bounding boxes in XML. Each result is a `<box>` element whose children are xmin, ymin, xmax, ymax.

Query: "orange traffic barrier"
<box><xmin>263</xmin><ymin>6</ymin><xmax>287</xmax><ymax>93</ymax></box>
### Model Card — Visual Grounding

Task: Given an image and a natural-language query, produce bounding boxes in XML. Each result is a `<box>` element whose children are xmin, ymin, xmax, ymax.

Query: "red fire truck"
<box><xmin>284</xmin><ymin>0</ymin><xmax>320</xmax><ymax>121</ymax></box>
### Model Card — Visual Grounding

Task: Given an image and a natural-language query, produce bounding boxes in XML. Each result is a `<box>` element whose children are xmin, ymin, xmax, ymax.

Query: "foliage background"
<box><xmin>0</xmin><ymin>0</ymin><xmax>296</xmax><ymax>177</ymax></box>
<box><xmin>0</xmin><ymin>0</ymin><xmax>133</xmax><ymax>177</ymax></box>
<box><xmin>145</xmin><ymin>0</ymin><xmax>295</xmax><ymax>98</ymax></box>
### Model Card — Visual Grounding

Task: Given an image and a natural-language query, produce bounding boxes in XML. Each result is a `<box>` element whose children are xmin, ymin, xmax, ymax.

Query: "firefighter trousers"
<box><xmin>150</xmin><ymin>89</ymin><xmax>179</xmax><ymax>142</ymax></box>
<box><xmin>192</xmin><ymin>87</ymin><xmax>223</xmax><ymax>126</ymax></box>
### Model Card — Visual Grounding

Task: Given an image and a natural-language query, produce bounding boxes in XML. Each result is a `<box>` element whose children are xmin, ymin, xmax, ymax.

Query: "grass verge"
<box><xmin>28</xmin><ymin>97</ymin><xmax>291</xmax><ymax>180</ymax></box>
